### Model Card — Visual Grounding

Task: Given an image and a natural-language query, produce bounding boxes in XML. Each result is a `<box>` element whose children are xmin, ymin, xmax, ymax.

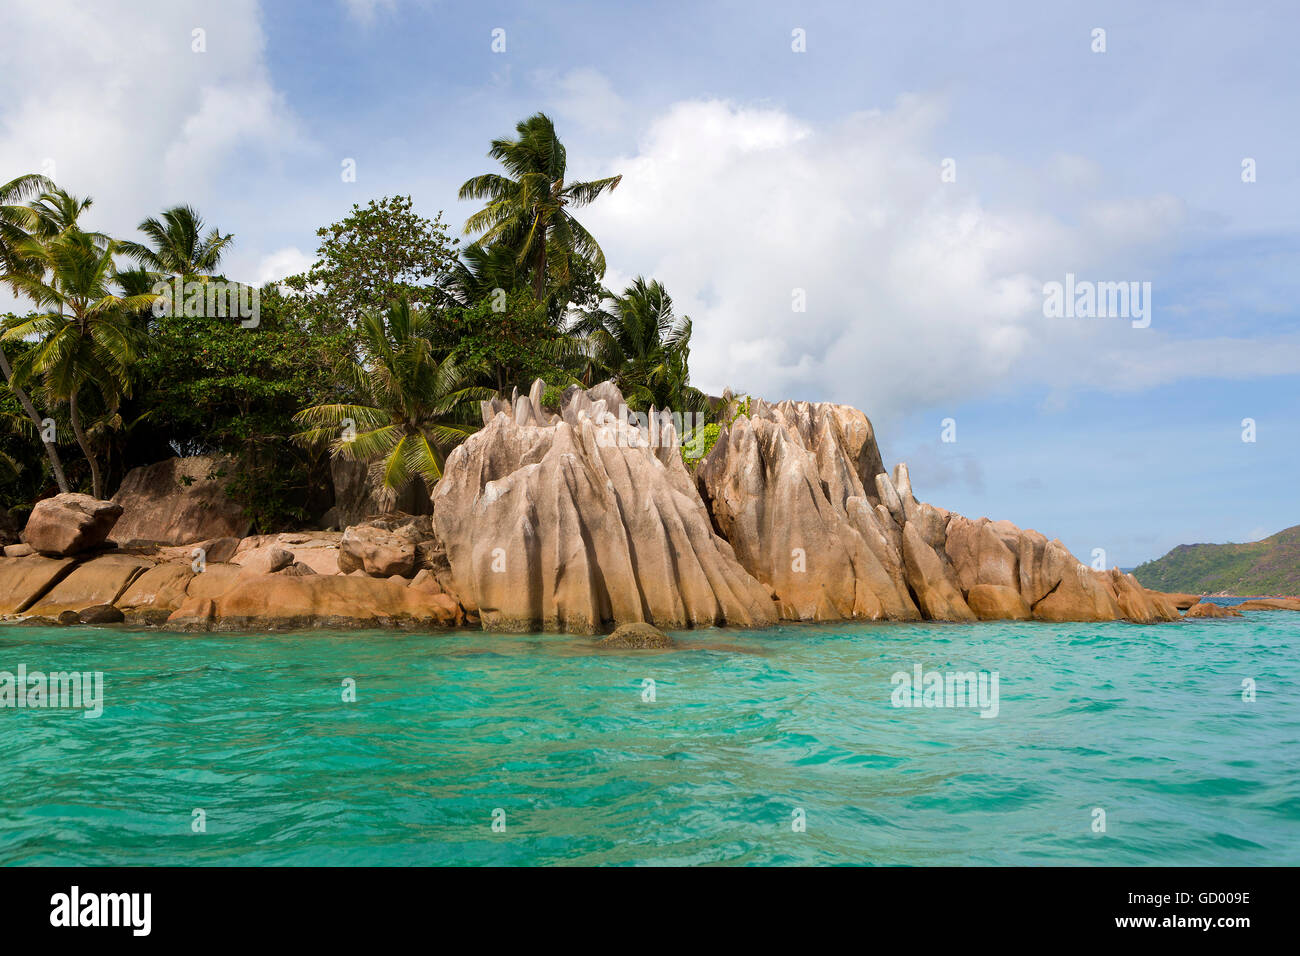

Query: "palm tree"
<box><xmin>444</xmin><ymin>240</ymin><xmax>531</xmax><ymax>308</ymax></box>
<box><xmin>1</xmin><ymin>230</ymin><xmax>155</xmax><ymax>498</ymax></box>
<box><xmin>293</xmin><ymin>299</ymin><xmax>492</xmax><ymax>503</ymax></box>
<box><xmin>0</xmin><ymin>173</ymin><xmax>70</xmax><ymax>492</ymax></box>
<box><xmin>459</xmin><ymin>113</ymin><xmax>621</xmax><ymax>300</ymax></box>
<box><xmin>571</xmin><ymin>277</ymin><xmax>707</xmax><ymax>413</ymax></box>
<box><xmin>27</xmin><ymin>188</ymin><xmax>109</xmax><ymax>247</ymax></box>
<box><xmin>120</xmin><ymin>204</ymin><xmax>232</xmax><ymax>275</ymax></box>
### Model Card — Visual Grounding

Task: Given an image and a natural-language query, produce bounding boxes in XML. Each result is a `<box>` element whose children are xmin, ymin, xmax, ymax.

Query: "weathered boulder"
<box><xmin>1146</xmin><ymin>590</ymin><xmax>1202</xmax><ymax>611</ymax></box>
<box><xmin>191</xmin><ymin>536</ymin><xmax>241</xmax><ymax>565</ymax></box>
<box><xmin>338</xmin><ymin>524</ymin><xmax>418</xmax><ymax>577</ymax></box>
<box><xmin>26</xmin><ymin>553</ymin><xmax>152</xmax><ymax>616</ymax></box>
<box><xmin>598</xmin><ymin>622</ymin><xmax>675</xmax><ymax>648</ymax></box>
<box><xmin>433</xmin><ymin>380</ymin><xmax>777</xmax><ymax>633</ymax></box>
<box><xmin>902</xmin><ymin>520</ymin><xmax>976</xmax><ymax>621</ymax></box>
<box><xmin>232</xmin><ymin>545</ymin><xmax>294</xmax><ymax>576</ymax></box>
<box><xmin>166</xmin><ymin>572</ymin><xmax>463</xmax><ymax>630</ymax></box>
<box><xmin>966</xmin><ymin>583</ymin><xmax>1031</xmax><ymax>621</ymax></box>
<box><xmin>946</xmin><ymin>517</ymin><xmax>1020</xmax><ymax>592</ymax></box>
<box><xmin>697</xmin><ymin>402</ymin><xmax>917</xmax><ymax>621</ymax></box>
<box><xmin>270</xmin><ymin>532</ymin><xmax>342</xmax><ymax>575</ymax></box>
<box><xmin>185</xmin><ymin>563</ymin><xmax>247</xmax><ymax>600</ymax></box>
<box><xmin>0</xmin><ymin>555</ymin><xmax>76</xmax><ymax>614</ymax></box>
<box><xmin>116</xmin><ymin>562</ymin><xmax>196</xmax><ymax>624</ymax></box>
<box><xmin>1109</xmin><ymin>570</ymin><xmax>1181</xmax><ymax>623</ymax></box>
<box><xmin>21</xmin><ymin>493</ymin><xmax>123</xmax><ymax>555</ymax></box>
<box><xmin>1184</xmin><ymin>601</ymin><xmax>1244</xmax><ymax>619</ymax></box>
<box><xmin>3</xmin><ymin>543</ymin><xmax>35</xmax><ymax>558</ymax></box>
<box><xmin>110</xmin><ymin>456</ymin><xmax>250</xmax><ymax>545</ymax></box>
<box><xmin>79</xmin><ymin>604</ymin><xmax>125</xmax><ymax>624</ymax></box>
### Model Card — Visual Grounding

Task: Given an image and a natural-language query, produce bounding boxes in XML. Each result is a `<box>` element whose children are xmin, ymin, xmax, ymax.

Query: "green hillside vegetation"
<box><xmin>1132</xmin><ymin>525</ymin><xmax>1300</xmax><ymax>595</ymax></box>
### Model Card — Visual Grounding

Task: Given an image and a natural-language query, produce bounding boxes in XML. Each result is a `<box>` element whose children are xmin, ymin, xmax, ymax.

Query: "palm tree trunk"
<box><xmin>0</xmin><ymin>344</ymin><xmax>71</xmax><ymax>493</ymax></box>
<box><xmin>67</xmin><ymin>388</ymin><xmax>101</xmax><ymax>499</ymax></box>
<box><xmin>533</xmin><ymin>241</ymin><xmax>547</xmax><ymax>300</ymax></box>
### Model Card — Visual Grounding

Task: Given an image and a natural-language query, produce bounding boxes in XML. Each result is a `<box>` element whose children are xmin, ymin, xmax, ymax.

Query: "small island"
<box><xmin>0</xmin><ymin>116</ymin><xmax>1285</xmax><ymax>634</ymax></box>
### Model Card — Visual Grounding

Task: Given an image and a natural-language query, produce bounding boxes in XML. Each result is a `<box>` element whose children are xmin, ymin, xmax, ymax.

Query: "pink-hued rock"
<box><xmin>0</xmin><ymin>555</ymin><xmax>77</xmax><ymax>613</ymax></box>
<box><xmin>21</xmin><ymin>493</ymin><xmax>123</xmax><ymax>555</ymax></box>
<box><xmin>695</xmin><ymin>397</ymin><xmax>1177</xmax><ymax>625</ymax></box>
<box><xmin>166</xmin><ymin>572</ymin><xmax>463</xmax><ymax>630</ymax></box>
<box><xmin>25</xmin><ymin>553</ymin><xmax>152</xmax><ymax>616</ymax></box>
<box><xmin>110</xmin><ymin>456</ymin><xmax>250</xmax><ymax>545</ymax></box>
<box><xmin>338</xmin><ymin>524</ymin><xmax>417</xmax><ymax>578</ymax></box>
<box><xmin>432</xmin><ymin>381</ymin><xmax>777</xmax><ymax>633</ymax></box>
<box><xmin>1183</xmin><ymin>601</ymin><xmax>1244</xmax><ymax>619</ymax></box>
<box><xmin>116</xmin><ymin>562</ymin><xmax>196</xmax><ymax>622</ymax></box>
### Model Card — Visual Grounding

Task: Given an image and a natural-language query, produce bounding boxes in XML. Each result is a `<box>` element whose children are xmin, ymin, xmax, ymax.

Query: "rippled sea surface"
<box><xmin>1</xmin><ymin>608</ymin><xmax>1297</xmax><ymax>866</ymax></box>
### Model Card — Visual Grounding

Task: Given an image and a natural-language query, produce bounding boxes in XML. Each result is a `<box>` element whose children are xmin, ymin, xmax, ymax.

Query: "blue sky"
<box><xmin>1</xmin><ymin>0</ymin><xmax>1297</xmax><ymax>567</ymax></box>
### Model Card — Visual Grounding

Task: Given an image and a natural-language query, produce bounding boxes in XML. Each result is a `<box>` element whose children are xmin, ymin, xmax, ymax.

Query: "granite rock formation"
<box><xmin>21</xmin><ymin>494</ymin><xmax>123</xmax><ymax>555</ymax></box>
<box><xmin>0</xmin><ymin>382</ymin><xmax>1196</xmax><ymax>633</ymax></box>
<box><xmin>432</xmin><ymin>380</ymin><xmax>777</xmax><ymax>633</ymax></box>
<box><xmin>109</xmin><ymin>456</ymin><xmax>250</xmax><ymax>545</ymax></box>
<box><xmin>696</xmin><ymin>398</ymin><xmax>1180</xmax><ymax>625</ymax></box>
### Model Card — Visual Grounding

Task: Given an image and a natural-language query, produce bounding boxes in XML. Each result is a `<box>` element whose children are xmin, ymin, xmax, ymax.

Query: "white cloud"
<box><xmin>580</xmin><ymin>95</ymin><xmax>1284</xmax><ymax>419</ymax></box>
<box><xmin>544</xmin><ymin>68</ymin><xmax>628</xmax><ymax>133</ymax></box>
<box><xmin>0</xmin><ymin>0</ymin><xmax>307</xmax><ymax>305</ymax></box>
<box><xmin>253</xmin><ymin>247</ymin><xmax>314</xmax><ymax>286</ymax></box>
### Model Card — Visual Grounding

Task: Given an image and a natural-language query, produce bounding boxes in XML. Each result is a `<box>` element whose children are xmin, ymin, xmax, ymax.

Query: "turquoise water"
<box><xmin>1</xmin><ymin>610</ymin><xmax>1297</xmax><ymax>866</ymax></box>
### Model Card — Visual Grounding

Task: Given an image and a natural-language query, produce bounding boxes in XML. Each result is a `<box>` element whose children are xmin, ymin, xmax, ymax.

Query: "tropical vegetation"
<box><xmin>0</xmin><ymin>114</ymin><xmax>733</xmax><ymax>529</ymax></box>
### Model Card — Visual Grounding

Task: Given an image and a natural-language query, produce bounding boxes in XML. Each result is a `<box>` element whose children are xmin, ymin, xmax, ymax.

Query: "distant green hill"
<box><xmin>1132</xmin><ymin>525</ymin><xmax>1300</xmax><ymax>595</ymax></box>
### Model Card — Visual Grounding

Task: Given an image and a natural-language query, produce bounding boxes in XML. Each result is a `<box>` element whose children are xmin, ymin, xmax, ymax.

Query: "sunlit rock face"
<box><xmin>432</xmin><ymin>380</ymin><xmax>779</xmax><ymax>634</ymax></box>
<box><xmin>696</xmin><ymin>399</ymin><xmax>1178</xmax><ymax>625</ymax></box>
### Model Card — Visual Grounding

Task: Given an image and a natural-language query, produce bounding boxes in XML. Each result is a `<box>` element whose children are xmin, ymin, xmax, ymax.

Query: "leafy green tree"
<box><xmin>1</xmin><ymin>230</ymin><xmax>154</xmax><ymax>498</ymax></box>
<box><xmin>571</xmin><ymin>277</ymin><xmax>707</xmax><ymax>412</ymax></box>
<box><xmin>459</xmin><ymin>113</ymin><xmax>621</xmax><ymax>300</ymax></box>
<box><xmin>126</xmin><ymin>284</ymin><xmax>350</xmax><ymax>528</ymax></box>
<box><xmin>284</xmin><ymin>196</ymin><xmax>458</xmax><ymax>333</ymax></box>
<box><xmin>119</xmin><ymin>204</ymin><xmax>233</xmax><ymax>275</ymax></box>
<box><xmin>293</xmin><ymin>299</ymin><xmax>491</xmax><ymax>503</ymax></box>
<box><xmin>436</xmin><ymin>286</ymin><xmax>585</xmax><ymax>393</ymax></box>
<box><xmin>0</xmin><ymin>173</ymin><xmax>70</xmax><ymax>493</ymax></box>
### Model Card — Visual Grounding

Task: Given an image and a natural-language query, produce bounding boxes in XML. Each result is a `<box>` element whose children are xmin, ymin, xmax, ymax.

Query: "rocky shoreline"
<box><xmin>1</xmin><ymin>381</ymin><xmax>1290</xmax><ymax>635</ymax></box>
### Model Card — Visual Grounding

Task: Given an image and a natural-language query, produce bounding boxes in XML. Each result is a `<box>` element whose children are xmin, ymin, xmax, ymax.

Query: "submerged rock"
<box><xmin>79</xmin><ymin>604</ymin><xmax>125</xmax><ymax>624</ymax></box>
<box><xmin>598</xmin><ymin>622</ymin><xmax>675</xmax><ymax>648</ymax></box>
<box><xmin>1183</xmin><ymin>601</ymin><xmax>1244</xmax><ymax>618</ymax></box>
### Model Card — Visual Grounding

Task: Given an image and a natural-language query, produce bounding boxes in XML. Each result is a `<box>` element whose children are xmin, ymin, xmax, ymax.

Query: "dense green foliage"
<box><xmin>282</xmin><ymin>195</ymin><xmax>459</xmax><ymax>333</ymax></box>
<box><xmin>0</xmin><ymin>113</ymin><xmax>724</xmax><ymax>527</ymax></box>
<box><xmin>1132</xmin><ymin>525</ymin><xmax>1300</xmax><ymax>595</ymax></box>
<box><xmin>293</xmin><ymin>300</ymin><xmax>491</xmax><ymax>498</ymax></box>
